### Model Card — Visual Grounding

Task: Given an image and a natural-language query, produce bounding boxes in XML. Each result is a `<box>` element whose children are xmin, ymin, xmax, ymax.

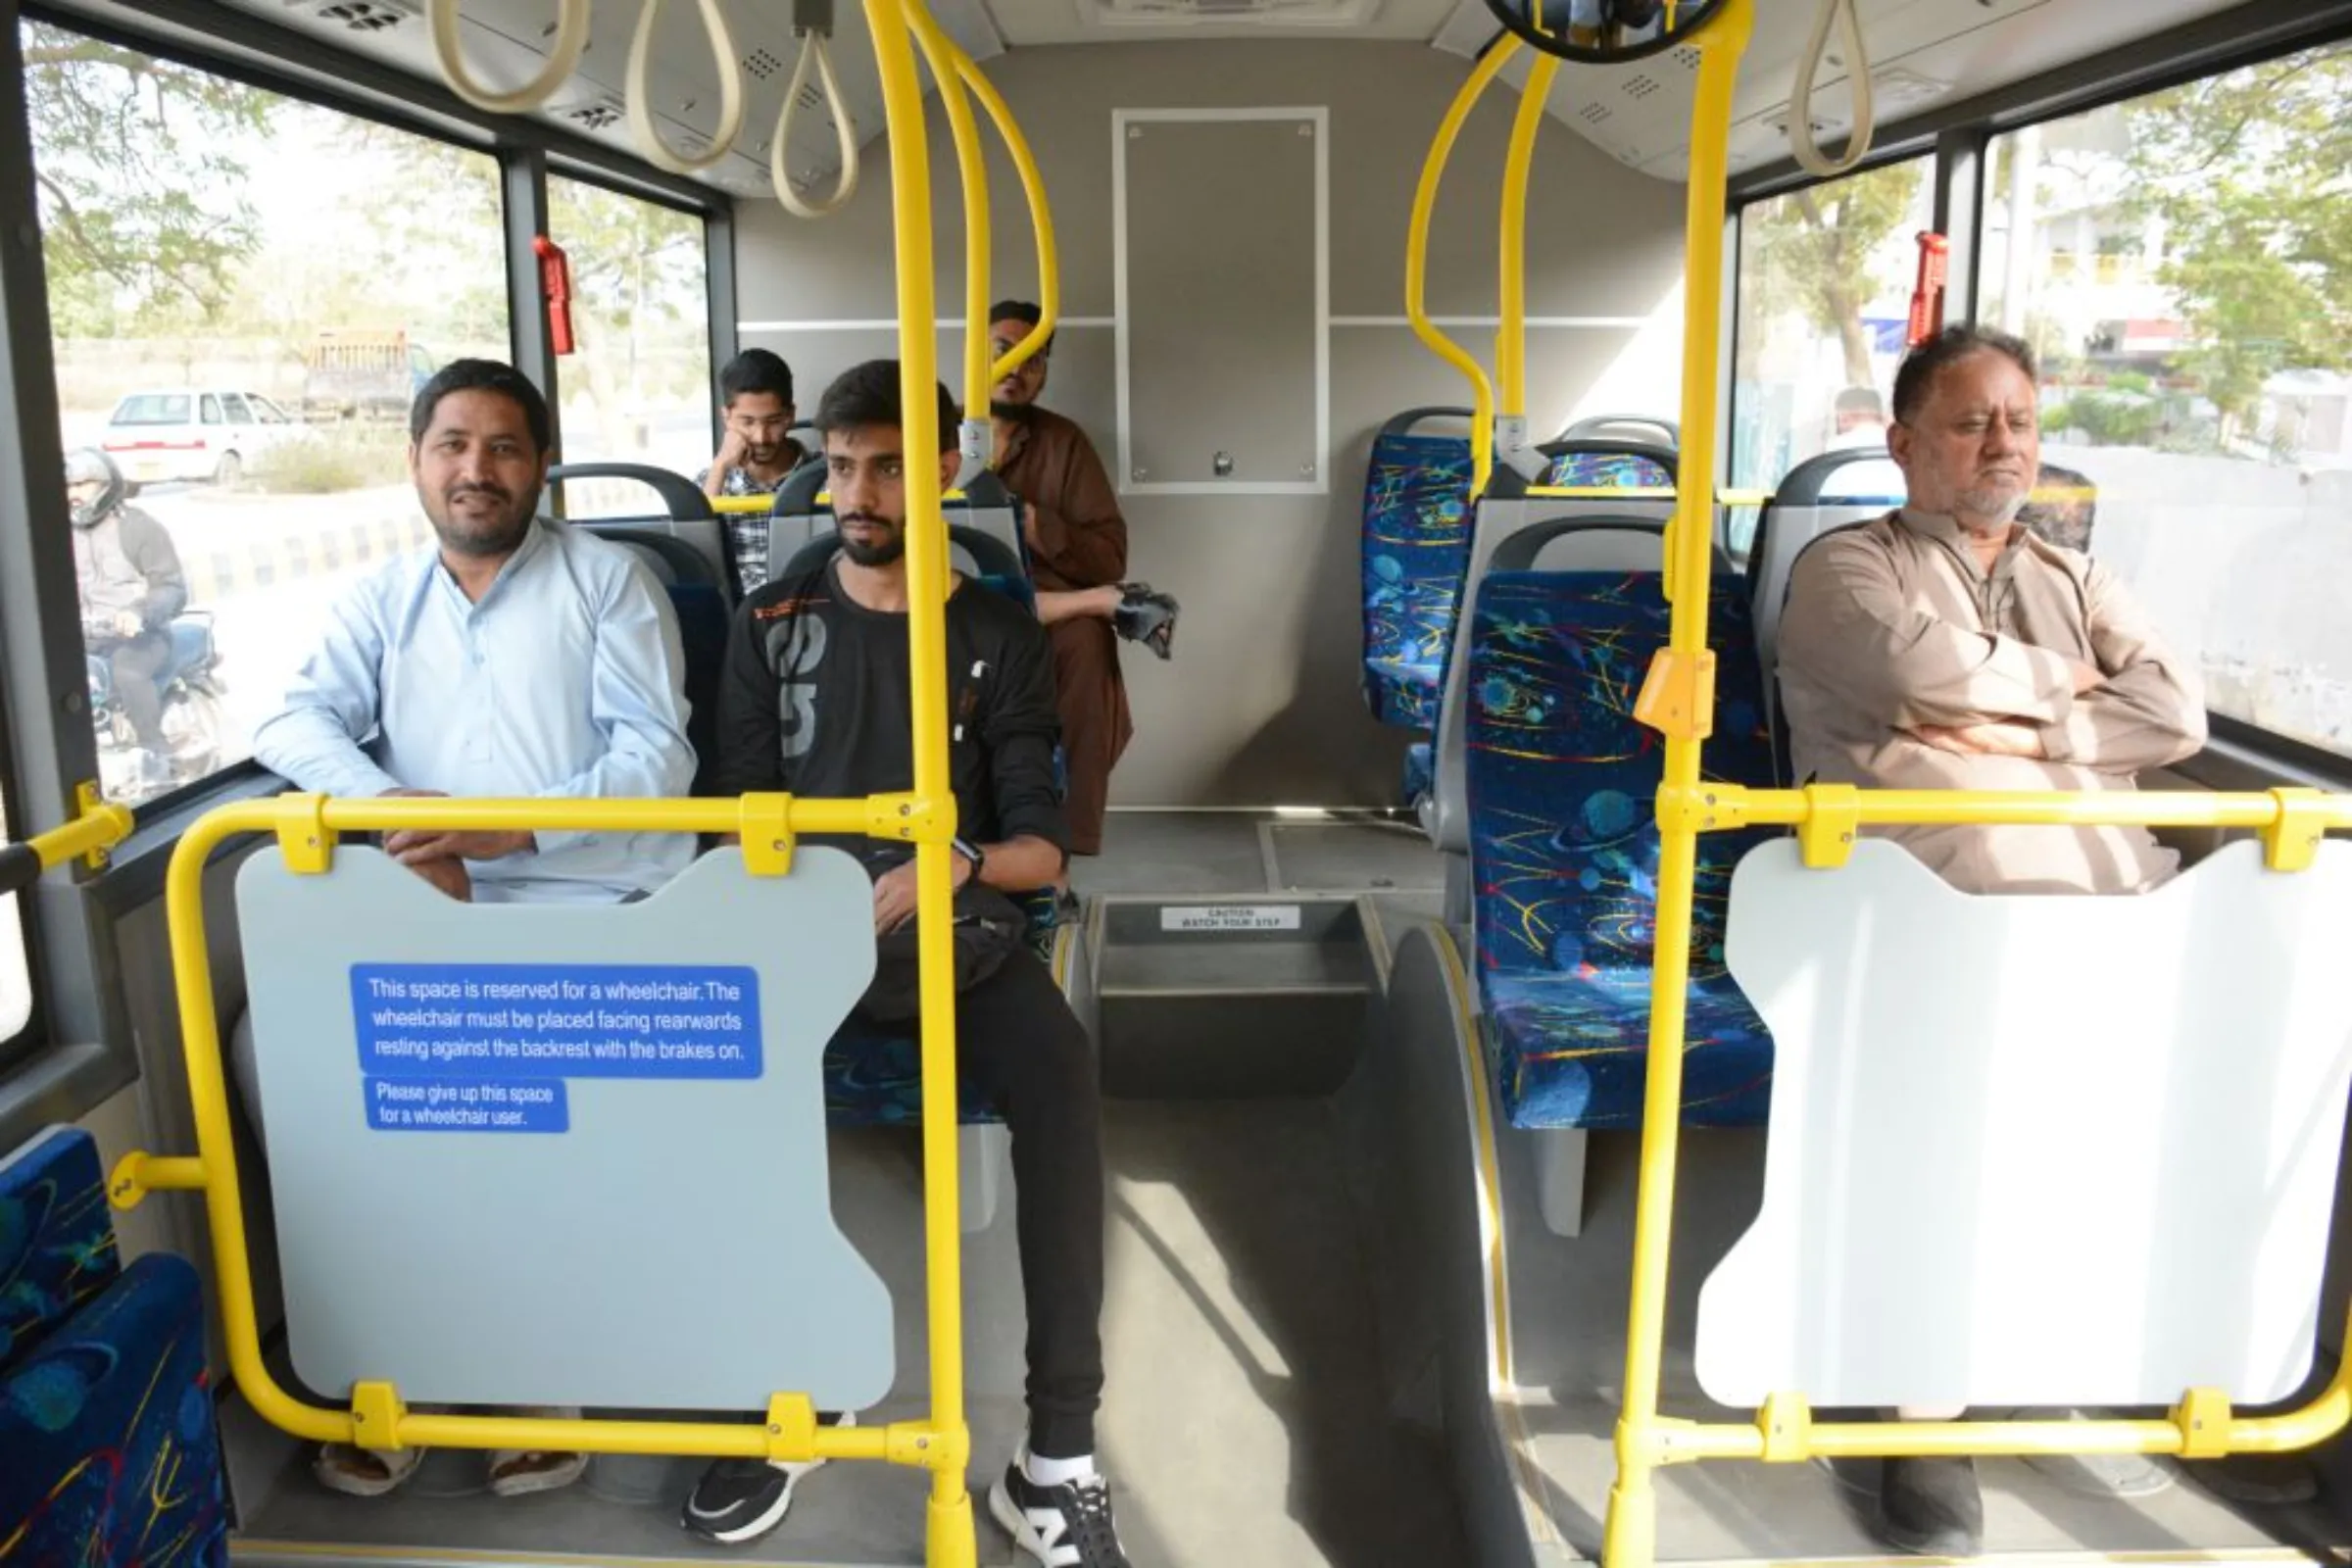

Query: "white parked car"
<box><xmin>99</xmin><ymin>388</ymin><xmax>311</xmax><ymax>485</ymax></box>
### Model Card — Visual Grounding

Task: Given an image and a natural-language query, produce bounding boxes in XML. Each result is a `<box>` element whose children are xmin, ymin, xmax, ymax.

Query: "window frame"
<box><xmin>1724</xmin><ymin>0</ymin><xmax>2352</xmax><ymax>770</ymax></box>
<box><xmin>0</xmin><ymin>0</ymin><xmax>735</xmax><ymax>1152</ymax></box>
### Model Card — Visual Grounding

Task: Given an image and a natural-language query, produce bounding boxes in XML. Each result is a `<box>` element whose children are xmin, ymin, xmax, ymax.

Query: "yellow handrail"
<box><xmin>1407</xmin><ymin>37</ymin><xmax>1519</xmax><ymax>501</ymax></box>
<box><xmin>1496</xmin><ymin>53</ymin><xmax>1558</xmax><ymax>429</ymax></box>
<box><xmin>864</xmin><ymin>0</ymin><xmax>981</xmax><ymax>1558</ymax></box>
<box><xmin>108</xmin><ymin>793</ymin><xmax>956</xmax><ymax>1481</ymax></box>
<box><xmin>1605</xmin><ymin>1</ymin><xmax>1751</xmax><ymax>1562</ymax></box>
<box><xmin>903</xmin><ymin>0</ymin><xmax>994</xmax><ymax>444</ymax></box>
<box><xmin>941</xmin><ymin>36</ymin><xmax>1055</xmax><ymax>389</ymax></box>
<box><xmin>4</xmin><ymin>794</ymin><xmax>135</xmax><ymax>880</ymax></box>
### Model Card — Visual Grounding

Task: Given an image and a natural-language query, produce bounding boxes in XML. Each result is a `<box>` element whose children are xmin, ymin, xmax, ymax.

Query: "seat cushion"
<box><xmin>0</xmin><ymin>1252</ymin><xmax>229</xmax><ymax>1565</ymax></box>
<box><xmin>1544</xmin><ymin>450</ymin><xmax>1674</xmax><ymax>488</ymax></box>
<box><xmin>821</xmin><ymin>888</ymin><xmax>1060</xmax><ymax>1127</ymax></box>
<box><xmin>0</xmin><ymin>1128</ymin><xmax>120</xmax><ymax>1367</ymax></box>
<box><xmin>1361</xmin><ymin>432</ymin><xmax>1476</xmax><ymax>731</ymax></box>
<box><xmin>1465</xmin><ymin>570</ymin><xmax>1777</xmax><ymax>1130</ymax></box>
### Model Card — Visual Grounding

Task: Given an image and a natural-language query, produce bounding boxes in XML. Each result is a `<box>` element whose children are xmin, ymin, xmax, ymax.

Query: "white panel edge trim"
<box><xmin>1329</xmin><ymin>315</ymin><xmax>1648</xmax><ymax>328</ymax></box>
<box><xmin>739</xmin><ymin>318</ymin><xmax>1118</xmax><ymax>331</ymax></box>
<box><xmin>1122</xmin><ymin>481</ymin><xmax>1331</xmax><ymax>497</ymax></box>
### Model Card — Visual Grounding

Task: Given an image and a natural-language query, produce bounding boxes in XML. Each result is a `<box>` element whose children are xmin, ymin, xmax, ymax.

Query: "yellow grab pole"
<box><xmin>1604</xmin><ymin>3</ymin><xmax>1752</xmax><ymax>1566</ymax></box>
<box><xmin>1496</xmin><ymin>52</ymin><xmax>1558</xmax><ymax>428</ymax></box>
<box><xmin>1407</xmin><ymin>37</ymin><xmax>1519</xmax><ymax>500</ymax></box>
<box><xmin>951</xmin><ymin>44</ymin><xmax>1056</xmax><ymax>387</ymax></box>
<box><xmin>904</xmin><ymin>0</ymin><xmax>993</xmax><ymax>465</ymax></box>
<box><xmin>864</xmin><ymin>0</ymin><xmax>979</xmax><ymax>1561</ymax></box>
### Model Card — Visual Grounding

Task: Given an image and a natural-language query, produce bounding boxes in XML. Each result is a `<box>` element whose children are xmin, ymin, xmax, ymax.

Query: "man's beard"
<box><xmin>990</xmin><ymin>399</ymin><xmax>1034</xmax><ymax>421</ymax></box>
<box><xmin>836</xmin><ymin>513</ymin><xmax>905</xmax><ymax>567</ymax></box>
<box><xmin>431</xmin><ymin>481</ymin><xmax>536</xmax><ymax>558</ymax></box>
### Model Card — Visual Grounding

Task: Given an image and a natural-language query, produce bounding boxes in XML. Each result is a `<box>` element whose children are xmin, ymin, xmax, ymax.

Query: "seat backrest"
<box><xmin>1558</xmin><ymin>414</ymin><xmax>1680</xmax><ymax>452</ymax></box>
<box><xmin>0</xmin><ymin>1127</ymin><xmax>120</xmax><ymax>1365</ymax></box>
<box><xmin>1538</xmin><ymin>438</ymin><xmax>1678</xmax><ymax>493</ymax></box>
<box><xmin>579</xmin><ymin>524</ymin><xmax>733</xmax><ymax>794</ymax></box>
<box><xmin>545</xmin><ymin>462</ymin><xmax>718</xmax><ymax>545</ymax></box>
<box><xmin>2021</xmin><ymin>460</ymin><xmax>2097</xmax><ymax>554</ymax></box>
<box><xmin>764</xmin><ymin>467</ymin><xmax>1031</xmax><ymax>598</ymax></box>
<box><xmin>772</xmin><ymin>528</ymin><xmax>1034</xmax><ymax>613</ymax></box>
<box><xmin>1747</xmin><ymin>446</ymin><xmax>1907</xmax><ymax>691</ymax></box>
<box><xmin>1419</xmin><ymin>501</ymin><xmax>1727</xmax><ymax>853</ymax></box>
<box><xmin>1360</xmin><ymin>410</ymin><xmax>1479</xmax><ymax>731</ymax></box>
<box><xmin>1462</xmin><ymin>568</ymin><xmax>1776</xmax><ymax>1129</ymax></box>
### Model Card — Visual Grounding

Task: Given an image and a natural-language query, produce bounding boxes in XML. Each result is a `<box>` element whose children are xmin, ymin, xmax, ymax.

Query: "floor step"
<box><xmin>1090</xmin><ymin>895</ymin><xmax>1384</xmax><ymax>1099</ymax></box>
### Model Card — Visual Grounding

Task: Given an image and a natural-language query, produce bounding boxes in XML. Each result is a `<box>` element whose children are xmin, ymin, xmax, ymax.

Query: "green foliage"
<box><xmin>245</xmin><ymin>427</ymin><xmax>408</xmax><ymax>495</ymax></box>
<box><xmin>1741</xmin><ymin>160</ymin><xmax>1923</xmax><ymax>384</ymax></box>
<box><xmin>24</xmin><ymin>21</ymin><xmax>271</xmax><ymax>333</ymax></box>
<box><xmin>2120</xmin><ymin>42</ymin><xmax>2352</xmax><ymax>428</ymax></box>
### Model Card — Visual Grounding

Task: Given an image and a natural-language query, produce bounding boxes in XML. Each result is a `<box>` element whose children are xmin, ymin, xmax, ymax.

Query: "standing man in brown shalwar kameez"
<box><xmin>1778</xmin><ymin>323</ymin><xmax>2213</xmax><ymax>1561</ymax></box>
<box><xmin>987</xmin><ymin>300</ymin><xmax>1179</xmax><ymax>861</ymax></box>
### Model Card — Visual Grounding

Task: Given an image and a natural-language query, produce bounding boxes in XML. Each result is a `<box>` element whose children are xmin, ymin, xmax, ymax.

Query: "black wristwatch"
<box><xmin>951</xmin><ymin>836</ymin><xmax>985</xmax><ymax>885</ymax></box>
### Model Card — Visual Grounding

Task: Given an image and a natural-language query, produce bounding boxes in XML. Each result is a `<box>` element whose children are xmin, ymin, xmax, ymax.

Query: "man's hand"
<box><xmin>376</xmin><ymin>787</ymin><xmax>531</xmax><ymax>867</ymax></box>
<box><xmin>712</xmin><ymin>425</ymin><xmax>749</xmax><ymax>475</ymax></box>
<box><xmin>870</xmin><ymin>855</ymin><xmax>973</xmax><ymax>935</ymax></box>
<box><xmin>1909</xmin><ymin>721</ymin><xmax>2047</xmax><ymax>760</ymax></box>
<box><xmin>385</xmin><ymin>828</ymin><xmax>534</xmax><ymax>863</ymax></box>
<box><xmin>407</xmin><ymin>856</ymin><xmax>472</xmax><ymax>902</ymax></box>
<box><xmin>2070</xmin><ymin>658</ymin><xmax>2105</xmax><ymax>695</ymax></box>
<box><xmin>112</xmin><ymin>611</ymin><xmax>142</xmax><ymax>637</ymax></box>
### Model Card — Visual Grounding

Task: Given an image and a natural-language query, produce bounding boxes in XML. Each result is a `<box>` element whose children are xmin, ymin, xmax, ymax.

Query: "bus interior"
<box><xmin>5</xmin><ymin>0</ymin><xmax>2352</xmax><ymax>1565</ymax></box>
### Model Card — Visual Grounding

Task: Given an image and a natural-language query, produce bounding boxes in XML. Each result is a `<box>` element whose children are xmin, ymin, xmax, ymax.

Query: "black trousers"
<box><xmin>931</xmin><ymin>950</ymin><xmax>1107</xmax><ymax>1458</ymax></box>
<box><xmin>106</xmin><ymin>631</ymin><xmax>172</xmax><ymax>749</ymax></box>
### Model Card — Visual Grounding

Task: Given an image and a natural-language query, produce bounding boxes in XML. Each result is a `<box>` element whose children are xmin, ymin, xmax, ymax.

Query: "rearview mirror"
<box><xmin>1479</xmin><ymin>0</ymin><xmax>1729</xmax><ymax>63</ymax></box>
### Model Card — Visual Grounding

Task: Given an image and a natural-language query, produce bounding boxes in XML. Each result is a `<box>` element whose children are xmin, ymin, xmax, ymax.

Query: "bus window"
<box><xmin>545</xmin><ymin>174</ymin><xmax>713</xmax><ymax>520</ymax></box>
<box><xmin>1979</xmin><ymin>39</ymin><xmax>2352</xmax><ymax>760</ymax></box>
<box><xmin>1731</xmin><ymin>156</ymin><xmax>1932</xmax><ymax>493</ymax></box>
<box><xmin>25</xmin><ymin>17</ymin><xmax>510</xmax><ymax>808</ymax></box>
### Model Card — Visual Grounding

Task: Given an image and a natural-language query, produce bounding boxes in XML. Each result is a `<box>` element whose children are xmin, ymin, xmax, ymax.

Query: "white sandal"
<box><xmin>314</xmin><ymin>1440</ymin><xmax>424</xmax><ymax>1497</ymax></box>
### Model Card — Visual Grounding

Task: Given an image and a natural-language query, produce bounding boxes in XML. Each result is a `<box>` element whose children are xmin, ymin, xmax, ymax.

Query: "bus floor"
<box><xmin>225</xmin><ymin>812</ymin><xmax>1470</xmax><ymax>1566</ymax></box>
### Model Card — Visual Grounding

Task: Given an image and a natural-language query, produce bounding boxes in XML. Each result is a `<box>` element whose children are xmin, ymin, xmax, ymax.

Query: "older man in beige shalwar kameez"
<box><xmin>1777</xmin><ymin>325</ymin><xmax>2208</xmax><ymax>1559</ymax></box>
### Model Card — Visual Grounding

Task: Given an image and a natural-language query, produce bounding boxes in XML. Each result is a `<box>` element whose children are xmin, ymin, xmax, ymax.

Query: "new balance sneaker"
<box><xmin>681</xmin><ymin>1411</ymin><xmax>853</xmax><ymax>1545</ymax></box>
<box><xmin>988</xmin><ymin>1463</ymin><xmax>1131</xmax><ymax>1567</ymax></box>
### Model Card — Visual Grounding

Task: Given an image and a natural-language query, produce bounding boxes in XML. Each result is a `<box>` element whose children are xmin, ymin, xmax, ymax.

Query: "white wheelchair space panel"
<box><xmin>237</xmin><ymin>845</ymin><xmax>893</xmax><ymax>1413</ymax></box>
<box><xmin>1697</xmin><ymin>838</ymin><xmax>2352</xmax><ymax>1412</ymax></box>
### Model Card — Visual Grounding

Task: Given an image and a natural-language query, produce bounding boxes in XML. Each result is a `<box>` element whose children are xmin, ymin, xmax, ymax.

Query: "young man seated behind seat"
<box><xmin>1776</xmin><ymin>324</ymin><xmax>2234</xmax><ymax>1559</ymax></box>
<box><xmin>695</xmin><ymin>361</ymin><xmax>1130</xmax><ymax>1568</ymax></box>
<box><xmin>244</xmin><ymin>358</ymin><xmax>698</xmax><ymax>1498</ymax></box>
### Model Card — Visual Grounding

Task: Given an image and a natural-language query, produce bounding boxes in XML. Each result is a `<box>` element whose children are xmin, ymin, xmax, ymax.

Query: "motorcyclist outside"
<box><xmin>68</xmin><ymin>448</ymin><xmax>188</xmax><ymax>787</ymax></box>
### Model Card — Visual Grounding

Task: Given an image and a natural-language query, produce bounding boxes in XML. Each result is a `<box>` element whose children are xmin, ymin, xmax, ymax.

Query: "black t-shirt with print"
<box><xmin>712</xmin><ymin>557</ymin><xmax>1066</xmax><ymax>870</ymax></box>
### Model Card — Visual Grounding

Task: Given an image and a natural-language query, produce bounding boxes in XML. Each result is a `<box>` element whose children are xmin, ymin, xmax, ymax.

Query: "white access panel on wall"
<box><xmin>1113</xmin><ymin>108</ymin><xmax>1329</xmax><ymax>497</ymax></box>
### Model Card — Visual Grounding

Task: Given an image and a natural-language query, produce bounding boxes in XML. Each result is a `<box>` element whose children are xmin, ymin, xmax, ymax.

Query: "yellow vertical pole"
<box><xmin>904</xmin><ymin>0</ymin><xmax>993</xmax><ymax>443</ymax></box>
<box><xmin>863</xmin><ymin>1</ymin><xmax>976</xmax><ymax>1562</ymax></box>
<box><xmin>1406</xmin><ymin>37</ymin><xmax>1519</xmax><ymax>501</ymax></box>
<box><xmin>1601</xmin><ymin>3</ymin><xmax>1753</xmax><ymax>1565</ymax></box>
<box><xmin>1496</xmin><ymin>53</ymin><xmax>1558</xmax><ymax>426</ymax></box>
<box><xmin>956</xmin><ymin>54</ymin><xmax>1058</xmax><ymax>386</ymax></box>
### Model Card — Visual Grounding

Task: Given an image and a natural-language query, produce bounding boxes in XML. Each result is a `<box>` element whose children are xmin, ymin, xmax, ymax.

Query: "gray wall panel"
<box><xmin>736</xmin><ymin>41</ymin><xmax>1684</xmax><ymax>810</ymax></box>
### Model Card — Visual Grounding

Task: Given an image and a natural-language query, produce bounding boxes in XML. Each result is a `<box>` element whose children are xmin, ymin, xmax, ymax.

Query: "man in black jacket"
<box><xmin>695</xmin><ymin>362</ymin><xmax>1127</xmax><ymax>1568</ymax></box>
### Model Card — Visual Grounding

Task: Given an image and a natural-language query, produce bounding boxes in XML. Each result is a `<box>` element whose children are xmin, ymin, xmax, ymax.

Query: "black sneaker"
<box><xmin>1875</xmin><ymin>1454</ymin><xmax>1984</xmax><ymax>1558</ymax></box>
<box><xmin>681</xmin><ymin>1412</ymin><xmax>851</xmax><ymax>1545</ymax></box>
<box><xmin>988</xmin><ymin>1463</ymin><xmax>1131</xmax><ymax>1567</ymax></box>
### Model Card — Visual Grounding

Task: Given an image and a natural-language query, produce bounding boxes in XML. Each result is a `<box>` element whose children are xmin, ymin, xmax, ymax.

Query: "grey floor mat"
<box><xmin>1261</xmin><ymin>819</ymin><xmax>1445</xmax><ymax>894</ymax></box>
